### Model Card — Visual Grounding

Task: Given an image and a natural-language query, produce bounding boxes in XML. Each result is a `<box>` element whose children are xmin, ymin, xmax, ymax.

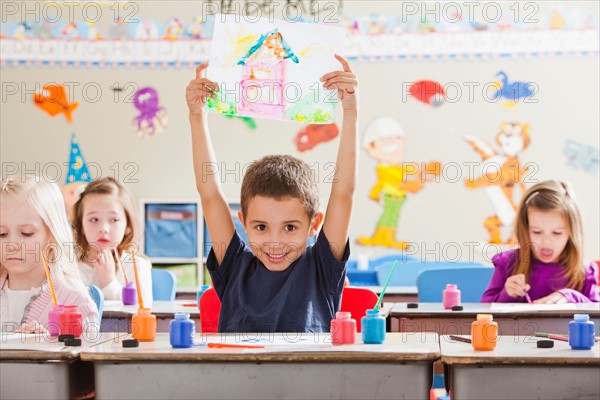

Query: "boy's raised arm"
<box><xmin>186</xmin><ymin>64</ymin><xmax>235</xmax><ymax>265</ymax></box>
<box><xmin>320</xmin><ymin>55</ymin><xmax>358</xmax><ymax>261</ymax></box>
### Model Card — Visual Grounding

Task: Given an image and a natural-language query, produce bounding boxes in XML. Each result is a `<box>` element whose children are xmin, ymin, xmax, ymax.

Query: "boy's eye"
<box><xmin>0</xmin><ymin>233</ymin><xmax>7</xmax><ymax>238</ymax></box>
<box><xmin>284</xmin><ymin>224</ymin><xmax>297</xmax><ymax>232</ymax></box>
<box><xmin>256</xmin><ymin>224</ymin><xmax>267</xmax><ymax>231</ymax></box>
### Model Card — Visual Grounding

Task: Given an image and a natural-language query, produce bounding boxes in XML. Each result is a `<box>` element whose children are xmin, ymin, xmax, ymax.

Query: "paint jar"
<box><xmin>196</xmin><ymin>284</ymin><xmax>211</xmax><ymax>304</ymax></box>
<box><xmin>361</xmin><ymin>309</ymin><xmax>386</xmax><ymax>344</ymax></box>
<box><xmin>471</xmin><ymin>314</ymin><xmax>497</xmax><ymax>351</ymax></box>
<box><xmin>47</xmin><ymin>304</ymin><xmax>64</xmax><ymax>337</ymax></box>
<box><xmin>132</xmin><ymin>308</ymin><xmax>157</xmax><ymax>342</ymax></box>
<box><xmin>331</xmin><ymin>311</ymin><xmax>356</xmax><ymax>345</ymax></box>
<box><xmin>569</xmin><ymin>314</ymin><xmax>595</xmax><ymax>350</ymax></box>
<box><xmin>443</xmin><ymin>284</ymin><xmax>461</xmax><ymax>309</ymax></box>
<box><xmin>59</xmin><ymin>305</ymin><xmax>83</xmax><ymax>338</ymax></box>
<box><xmin>122</xmin><ymin>282</ymin><xmax>137</xmax><ymax>306</ymax></box>
<box><xmin>170</xmin><ymin>312</ymin><xmax>195</xmax><ymax>348</ymax></box>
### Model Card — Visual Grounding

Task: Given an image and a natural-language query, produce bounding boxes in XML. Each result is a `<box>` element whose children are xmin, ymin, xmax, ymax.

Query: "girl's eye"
<box><xmin>0</xmin><ymin>233</ymin><xmax>7</xmax><ymax>238</ymax></box>
<box><xmin>21</xmin><ymin>232</ymin><xmax>34</xmax><ymax>237</ymax></box>
<box><xmin>531</xmin><ymin>230</ymin><xmax>541</xmax><ymax>235</ymax></box>
<box><xmin>256</xmin><ymin>225</ymin><xmax>267</xmax><ymax>231</ymax></box>
<box><xmin>89</xmin><ymin>217</ymin><xmax>98</xmax><ymax>223</ymax></box>
<box><xmin>553</xmin><ymin>231</ymin><xmax>564</xmax><ymax>235</ymax></box>
<box><xmin>284</xmin><ymin>225</ymin><xmax>297</xmax><ymax>232</ymax></box>
<box><xmin>110</xmin><ymin>217</ymin><xmax>120</xmax><ymax>223</ymax></box>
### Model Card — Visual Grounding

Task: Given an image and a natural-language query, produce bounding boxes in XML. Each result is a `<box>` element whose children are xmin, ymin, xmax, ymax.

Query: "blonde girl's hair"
<box><xmin>0</xmin><ymin>176</ymin><xmax>88</xmax><ymax>294</ymax></box>
<box><xmin>514</xmin><ymin>180</ymin><xmax>585</xmax><ymax>291</ymax></box>
<box><xmin>72</xmin><ymin>177</ymin><xmax>140</xmax><ymax>262</ymax></box>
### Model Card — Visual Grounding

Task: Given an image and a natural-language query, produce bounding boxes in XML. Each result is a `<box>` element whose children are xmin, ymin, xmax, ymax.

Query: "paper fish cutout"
<box><xmin>294</xmin><ymin>124</ymin><xmax>339</xmax><ymax>152</ymax></box>
<box><xmin>492</xmin><ymin>71</ymin><xmax>535</xmax><ymax>106</ymax></box>
<box><xmin>408</xmin><ymin>80</ymin><xmax>445</xmax><ymax>107</ymax></box>
<box><xmin>33</xmin><ymin>84</ymin><xmax>79</xmax><ymax>123</ymax></box>
<box><xmin>133</xmin><ymin>87</ymin><xmax>167</xmax><ymax>137</ymax></box>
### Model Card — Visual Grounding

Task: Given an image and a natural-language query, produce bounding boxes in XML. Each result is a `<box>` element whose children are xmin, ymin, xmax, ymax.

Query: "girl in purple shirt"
<box><xmin>482</xmin><ymin>180</ymin><xmax>599</xmax><ymax>303</ymax></box>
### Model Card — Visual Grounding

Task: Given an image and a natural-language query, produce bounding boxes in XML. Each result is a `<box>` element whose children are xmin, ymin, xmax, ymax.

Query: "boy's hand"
<box><xmin>320</xmin><ymin>54</ymin><xmax>358</xmax><ymax>111</ymax></box>
<box><xmin>185</xmin><ymin>64</ymin><xmax>219</xmax><ymax>115</ymax></box>
<box><xmin>504</xmin><ymin>273</ymin><xmax>530</xmax><ymax>298</ymax></box>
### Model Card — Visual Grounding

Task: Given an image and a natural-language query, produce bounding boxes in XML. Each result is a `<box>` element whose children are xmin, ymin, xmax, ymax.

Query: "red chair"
<box><xmin>199</xmin><ymin>286</ymin><xmax>378</xmax><ymax>333</ymax></box>
<box><xmin>199</xmin><ymin>287</ymin><xmax>221</xmax><ymax>333</ymax></box>
<box><xmin>339</xmin><ymin>286</ymin><xmax>378</xmax><ymax>332</ymax></box>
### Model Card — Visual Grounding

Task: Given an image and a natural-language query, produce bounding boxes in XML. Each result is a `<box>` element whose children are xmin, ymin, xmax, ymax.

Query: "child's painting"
<box><xmin>207</xmin><ymin>15</ymin><xmax>345</xmax><ymax>124</ymax></box>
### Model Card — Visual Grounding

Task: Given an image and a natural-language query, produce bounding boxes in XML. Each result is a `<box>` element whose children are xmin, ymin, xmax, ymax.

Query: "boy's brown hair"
<box><xmin>240</xmin><ymin>155</ymin><xmax>319</xmax><ymax>220</ymax></box>
<box><xmin>72</xmin><ymin>177</ymin><xmax>139</xmax><ymax>260</ymax></box>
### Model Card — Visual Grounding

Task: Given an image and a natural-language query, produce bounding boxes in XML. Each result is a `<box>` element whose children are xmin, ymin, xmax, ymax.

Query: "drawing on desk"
<box><xmin>490</xmin><ymin>303</ymin><xmax>585</xmax><ymax>312</ymax></box>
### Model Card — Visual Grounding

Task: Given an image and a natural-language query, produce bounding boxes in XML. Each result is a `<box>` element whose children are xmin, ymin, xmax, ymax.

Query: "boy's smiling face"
<box><xmin>239</xmin><ymin>195</ymin><xmax>323</xmax><ymax>272</ymax></box>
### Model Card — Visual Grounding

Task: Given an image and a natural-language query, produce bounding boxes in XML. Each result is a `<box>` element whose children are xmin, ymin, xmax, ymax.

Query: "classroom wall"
<box><xmin>1</xmin><ymin>1</ymin><xmax>599</xmax><ymax>263</ymax></box>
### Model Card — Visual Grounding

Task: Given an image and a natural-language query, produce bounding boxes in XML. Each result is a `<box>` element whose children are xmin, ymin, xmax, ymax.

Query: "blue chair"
<box><xmin>416</xmin><ymin>267</ymin><xmax>495</xmax><ymax>302</ymax></box>
<box><xmin>88</xmin><ymin>284</ymin><xmax>104</xmax><ymax>325</ymax></box>
<box><xmin>370</xmin><ymin>254</ymin><xmax>417</xmax><ymax>268</ymax></box>
<box><xmin>151</xmin><ymin>268</ymin><xmax>177</xmax><ymax>301</ymax></box>
<box><xmin>375</xmin><ymin>261</ymin><xmax>486</xmax><ymax>287</ymax></box>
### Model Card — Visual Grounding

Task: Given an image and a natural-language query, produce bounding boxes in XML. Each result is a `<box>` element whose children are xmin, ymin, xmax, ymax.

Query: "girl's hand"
<box><xmin>504</xmin><ymin>273</ymin><xmax>531</xmax><ymax>298</ymax></box>
<box><xmin>185</xmin><ymin>64</ymin><xmax>219</xmax><ymax>115</ymax></box>
<box><xmin>90</xmin><ymin>248</ymin><xmax>117</xmax><ymax>289</ymax></box>
<box><xmin>534</xmin><ymin>292</ymin><xmax>567</xmax><ymax>304</ymax></box>
<box><xmin>15</xmin><ymin>321</ymin><xmax>47</xmax><ymax>334</ymax></box>
<box><xmin>320</xmin><ymin>54</ymin><xmax>358</xmax><ymax>112</ymax></box>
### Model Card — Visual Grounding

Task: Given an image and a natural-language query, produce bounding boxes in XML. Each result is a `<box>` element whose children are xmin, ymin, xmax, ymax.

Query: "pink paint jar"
<box><xmin>331</xmin><ymin>311</ymin><xmax>356</xmax><ymax>345</ymax></box>
<box><xmin>443</xmin><ymin>284</ymin><xmax>461</xmax><ymax>309</ymax></box>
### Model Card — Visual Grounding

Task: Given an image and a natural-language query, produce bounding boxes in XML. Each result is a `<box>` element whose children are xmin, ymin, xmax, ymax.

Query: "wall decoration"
<box><xmin>408</xmin><ymin>80</ymin><xmax>446</xmax><ymax>107</ymax></box>
<box><xmin>492</xmin><ymin>71</ymin><xmax>536</xmax><ymax>107</ymax></box>
<box><xmin>563</xmin><ymin>139</ymin><xmax>599</xmax><ymax>175</ymax></box>
<box><xmin>206</xmin><ymin>15</ymin><xmax>344</xmax><ymax>123</ymax></box>
<box><xmin>464</xmin><ymin>123</ymin><xmax>531</xmax><ymax>244</ymax></box>
<box><xmin>294</xmin><ymin>123</ymin><xmax>339</xmax><ymax>152</ymax></box>
<box><xmin>132</xmin><ymin>87</ymin><xmax>167</xmax><ymax>137</ymax></box>
<box><xmin>357</xmin><ymin>117</ymin><xmax>442</xmax><ymax>250</ymax></box>
<box><xmin>62</xmin><ymin>133</ymin><xmax>91</xmax><ymax>220</ymax></box>
<box><xmin>33</xmin><ymin>84</ymin><xmax>78</xmax><ymax>123</ymax></box>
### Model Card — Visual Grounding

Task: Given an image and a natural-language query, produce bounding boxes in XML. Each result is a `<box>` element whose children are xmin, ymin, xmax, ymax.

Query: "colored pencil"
<box><xmin>449</xmin><ymin>335</ymin><xmax>472</xmax><ymax>344</ymax></box>
<box><xmin>374</xmin><ymin>260</ymin><xmax>398</xmax><ymax>310</ymax></box>
<box><xmin>131</xmin><ymin>250</ymin><xmax>144</xmax><ymax>309</ymax></box>
<box><xmin>535</xmin><ymin>332</ymin><xmax>599</xmax><ymax>342</ymax></box>
<box><xmin>524</xmin><ymin>291</ymin><xmax>532</xmax><ymax>304</ymax></box>
<box><xmin>40</xmin><ymin>250</ymin><xmax>57</xmax><ymax>305</ymax></box>
<box><xmin>207</xmin><ymin>342</ymin><xmax>265</xmax><ymax>349</ymax></box>
<box><xmin>113</xmin><ymin>247</ymin><xmax>129</xmax><ymax>283</ymax></box>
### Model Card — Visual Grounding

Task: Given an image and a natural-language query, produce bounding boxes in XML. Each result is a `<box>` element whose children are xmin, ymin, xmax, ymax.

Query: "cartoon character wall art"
<box><xmin>357</xmin><ymin>117</ymin><xmax>442</xmax><ymax>250</ymax></box>
<box><xmin>408</xmin><ymin>80</ymin><xmax>446</xmax><ymax>107</ymax></box>
<box><xmin>492</xmin><ymin>71</ymin><xmax>536</xmax><ymax>107</ymax></box>
<box><xmin>464</xmin><ymin>122</ymin><xmax>531</xmax><ymax>244</ymax></box>
<box><xmin>33</xmin><ymin>84</ymin><xmax>79</xmax><ymax>123</ymax></box>
<box><xmin>132</xmin><ymin>87</ymin><xmax>168</xmax><ymax>138</ymax></box>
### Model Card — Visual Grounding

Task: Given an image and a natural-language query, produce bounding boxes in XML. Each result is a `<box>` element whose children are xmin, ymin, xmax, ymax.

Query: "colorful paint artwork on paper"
<box><xmin>464</xmin><ymin>123</ymin><xmax>531</xmax><ymax>244</ymax></box>
<box><xmin>357</xmin><ymin>117</ymin><xmax>442</xmax><ymax>250</ymax></box>
<box><xmin>207</xmin><ymin>15</ymin><xmax>345</xmax><ymax>124</ymax></box>
<box><xmin>33</xmin><ymin>84</ymin><xmax>78</xmax><ymax>123</ymax></box>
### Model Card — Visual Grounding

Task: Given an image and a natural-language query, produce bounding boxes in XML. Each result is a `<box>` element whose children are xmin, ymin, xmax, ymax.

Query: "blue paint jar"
<box><xmin>196</xmin><ymin>284</ymin><xmax>211</xmax><ymax>304</ymax></box>
<box><xmin>361</xmin><ymin>309</ymin><xmax>386</xmax><ymax>344</ymax></box>
<box><xmin>568</xmin><ymin>314</ymin><xmax>595</xmax><ymax>350</ymax></box>
<box><xmin>170</xmin><ymin>312</ymin><xmax>195</xmax><ymax>348</ymax></box>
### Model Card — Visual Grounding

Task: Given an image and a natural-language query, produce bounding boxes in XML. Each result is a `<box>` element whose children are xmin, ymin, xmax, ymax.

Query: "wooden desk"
<box><xmin>390</xmin><ymin>302</ymin><xmax>600</xmax><ymax>335</ymax></box>
<box><xmin>0</xmin><ymin>332</ymin><xmax>126</xmax><ymax>399</ymax></box>
<box><xmin>81</xmin><ymin>332</ymin><xmax>440</xmax><ymax>400</ymax></box>
<box><xmin>441</xmin><ymin>335</ymin><xmax>600</xmax><ymax>399</ymax></box>
<box><xmin>102</xmin><ymin>300</ymin><xmax>201</xmax><ymax>333</ymax></box>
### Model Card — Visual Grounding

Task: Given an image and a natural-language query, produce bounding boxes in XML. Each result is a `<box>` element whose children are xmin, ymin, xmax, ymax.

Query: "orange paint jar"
<box><xmin>132</xmin><ymin>308</ymin><xmax>157</xmax><ymax>342</ymax></box>
<box><xmin>471</xmin><ymin>314</ymin><xmax>498</xmax><ymax>351</ymax></box>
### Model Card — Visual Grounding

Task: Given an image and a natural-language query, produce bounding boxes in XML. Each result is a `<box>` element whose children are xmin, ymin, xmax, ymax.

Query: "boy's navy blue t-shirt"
<box><xmin>206</xmin><ymin>230</ymin><xmax>349</xmax><ymax>333</ymax></box>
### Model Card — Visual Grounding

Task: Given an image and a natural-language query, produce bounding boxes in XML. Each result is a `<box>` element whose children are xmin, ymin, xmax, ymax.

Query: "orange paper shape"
<box><xmin>33</xmin><ymin>84</ymin><xmax>79</xmax><ymax>122</ymax></box>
